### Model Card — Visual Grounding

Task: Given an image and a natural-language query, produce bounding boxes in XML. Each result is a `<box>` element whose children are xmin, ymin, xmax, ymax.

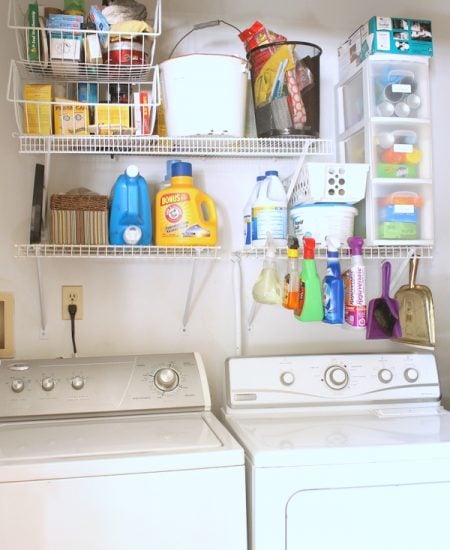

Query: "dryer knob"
<box><xmin>42</xmin><ymin>377</ymin><xmax>55</xmax><ymax>392</ymax></box>
<box><xmin>11</xmin><ymin>379</ymin><xmax>25</xmax><ymax>393</ymax></box>
<box><xmin>71</xmin><ymin>376</ymin><xmax>85</xmax><ymax>390</ymax></box>
<box><xmin>378</xmin><ymin>369</ymin><xmax>393</xmax><ymax>384</ymax></box>
<box><xmin>280</xmin><ymin>371</ymin><xmax>295</xmax><ymax>386</ymax></box>
<box><xmin>154</xmin><ymin>368</ymin><xmax>179</xmax><ymax>392</ymax></box>
<box><xmin>324</xmin><ymin>366</ymin><xmax>349</xmax><ymax>390</ymax></box>
<box><xmin>404</xmin><ymin>368</ymin><xmax>419</xmax><ymax>383</ymax></box>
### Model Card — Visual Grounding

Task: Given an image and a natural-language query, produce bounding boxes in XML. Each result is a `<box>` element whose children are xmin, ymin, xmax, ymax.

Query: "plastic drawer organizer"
<box><xmin>336</xmin><ymin>54</ymin><xmax>433</xmax><ymax>246</ymax></box>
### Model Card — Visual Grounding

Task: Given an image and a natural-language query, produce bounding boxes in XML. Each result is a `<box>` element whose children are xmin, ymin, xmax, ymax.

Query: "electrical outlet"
<box><xmin>62</xmin><ymin>286</ymin><xmax>83</xmax><ymax>320</ymax></box>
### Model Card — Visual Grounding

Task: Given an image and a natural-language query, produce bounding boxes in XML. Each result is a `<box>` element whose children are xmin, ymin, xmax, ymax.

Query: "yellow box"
<box><xmin>94</xmin><ymin>104</ymin><xmax>130</xmax><ymax>134</ymax></box>
<box><xmin>23</xmin><ymin>84</ymin><xmax>52</xmax><ymax>135</ymax></box>
<box><xmin>53</xmin><ymin>102</ymin><xmax>89</xmax><ymax>135</ymax></box>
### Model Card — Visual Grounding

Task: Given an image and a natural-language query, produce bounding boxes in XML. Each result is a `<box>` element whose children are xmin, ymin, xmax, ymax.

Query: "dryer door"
<box><xmin>287</xmin><ymin>481</ymin><xmax>450</xmax><ymax>549</ymax></box>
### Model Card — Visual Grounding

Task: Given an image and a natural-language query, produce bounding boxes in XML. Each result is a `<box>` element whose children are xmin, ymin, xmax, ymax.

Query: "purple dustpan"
<box><xmin>366</xmin><ymin>261</ymin><xmax>402</xmax><ymax>339</ymax></box>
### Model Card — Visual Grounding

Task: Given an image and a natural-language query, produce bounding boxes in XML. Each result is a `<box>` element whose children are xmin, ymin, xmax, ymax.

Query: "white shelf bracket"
<box><xmin>181</xmin><ymin>257</ymin><xmax>198</xmax><ymax>332</ymax></box>
<box><xmin>36</xmin><ymin>257</ymin><xmax>47</xmax><ymax>338</ymax></box>
<box><xmin>231</xmin><ymin>254</ymin><xmax>242</xmax><ymax>355</ymax></box>
<box><xmin>247</xmin><ymin>300</ymin><xmax>261</xmax><ymax>332</ymax></box>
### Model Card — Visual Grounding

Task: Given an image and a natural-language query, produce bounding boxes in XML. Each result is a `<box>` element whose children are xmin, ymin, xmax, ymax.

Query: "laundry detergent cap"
<box><xmin>172</xmin><ymin>161</ymin><xmax>192</xmax><ymax>177</ymax></box>
<box><xmin>126</xmin><ymin>165</ymin><xmax>139</xmax><ymax>178</ymax></box>
<box><xmin>265</xmin><ymin>170</ymin><xmax>279</xmax><ymax>177</ymax></box>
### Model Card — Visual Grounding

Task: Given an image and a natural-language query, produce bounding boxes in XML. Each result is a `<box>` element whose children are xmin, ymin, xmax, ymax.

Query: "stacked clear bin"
<box><xmin>7</xmin><ymin>0</ymin><xmax>161</xmax><ymax>139</ymax></box>
<box><xmin>336</xmin><ymin>54</ymin><xmax>433</xmax><ymax>245</ymax></box>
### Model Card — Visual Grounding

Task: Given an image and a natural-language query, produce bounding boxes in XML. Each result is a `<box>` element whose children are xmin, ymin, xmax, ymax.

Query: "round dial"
<box><xmin>71</xmin><ymin>376</ymin><xmax>85</xmax><ymax>390</ymax></box>
<box><xmin>154</xmin><ymin>368</ymin><xmax>179</xmax><ymax>392</ymax></box>
<box><xmin>404</xmin><ymin>367</ymin><xmax>419</xmax><ymax>383</ymax></box>
<box><xmin>378</xmin><ymin>368</ymin><xmax>393</xmax><ymax>384</ymax></box>
<box><xmin>324</xmin><ymin>365</ymin><xmax>349</xmax><ymax>390</ymax></box>
<box><xmin>42</xmin><ymin>377</ymin><xmax>55</xmax><ymax>392</ymax></box>
<box><xmin>11</xmin><ymin>379</ymin><xmax>25</xmax><ymax>393</ymax></box>
<box><xmin>280</xmin><ymin>371</ymin><xmax>295</xmax><ymax>386</ymax></box>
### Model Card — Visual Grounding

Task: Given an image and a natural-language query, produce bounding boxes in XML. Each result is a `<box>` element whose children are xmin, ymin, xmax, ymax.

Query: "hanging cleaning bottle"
<box><xmin>155</xmin><ymin>161</ymin><xmax>217</xmax><ymax>246</ymax></box>
<box><xmin>251</xmin><ymin>170</ymin><xmax>287</xmax><ymax>248</ymax></box>
<box><xmin>295</xmin><ymin>235</ymin><xmax>323</xmax><ymax>322</ymax></box>
<box><xmin>282</xmin><ymin>235</ymin><xmax>300</xmax><ymax>310</ymax></box>
<box><xmin>252</xmin><ymin>232</ymin><xmax>282</xmax><ymax>305</ymax></box>
<box><xmin>109</xmin><ymin>164</ymin><xmax>152</xmax><ymax>245</ymax></box>
<box><xmin>243</xmin><ymin>175</ymin><xmax>264</xmax><ymax>248</ymax></box>
<box><xmin>343</xmin><ymin>236</ymin><xmax>366</xmax><ymax>329</ymax></box>
<box><xmin>323</xmin><ymin>235</ymin><xmax>344</xmax><ymax>324</ymax></box>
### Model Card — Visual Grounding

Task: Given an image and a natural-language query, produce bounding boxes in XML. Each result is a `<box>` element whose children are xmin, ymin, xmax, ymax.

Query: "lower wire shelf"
<box><xmin>15</xmin><ymin>244</ymin><xmax>221</xmax><ymax>259</ymax></box>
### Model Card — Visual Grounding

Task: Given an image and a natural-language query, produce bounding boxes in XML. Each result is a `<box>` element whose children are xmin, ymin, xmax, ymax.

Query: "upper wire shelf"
<box><xmin>16</xmin><ymin>135</ymin><xmax>335</xmax><ymax>156</ymax></box>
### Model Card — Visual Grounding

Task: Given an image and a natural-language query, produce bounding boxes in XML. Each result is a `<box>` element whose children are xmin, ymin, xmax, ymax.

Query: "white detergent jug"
<box><xmin>251</xmin><ymin>170</ymin><xmax>288</xmax><ymax>248</ymax></box>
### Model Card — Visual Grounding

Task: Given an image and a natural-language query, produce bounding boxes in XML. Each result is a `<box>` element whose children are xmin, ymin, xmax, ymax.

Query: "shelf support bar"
<box><xmin>181</xmin><ymin>258</ymin><xmax>198</xmax><ymax>331</ymax></box>
<box><xmin>36</xmin><ymin>257</ymin><xmax>47</xmax><ymax>338</ymax></box>
<box><xmin>232</xmin><ymin>254</ymin><xmax>242</xmax><ymax>355</ymax></box>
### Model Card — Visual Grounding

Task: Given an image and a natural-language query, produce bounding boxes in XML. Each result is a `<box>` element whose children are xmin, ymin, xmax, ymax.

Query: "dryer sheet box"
<box><xmin>338</xmin><ymin>16</ymin><xmax>433</xmax><ymax>80</ymax></box>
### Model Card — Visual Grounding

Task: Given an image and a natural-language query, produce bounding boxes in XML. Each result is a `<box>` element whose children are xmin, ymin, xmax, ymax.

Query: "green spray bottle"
<box><xmin>294</xmin><ymin>235</ymin><xmax>324</xmax><ymax>322</ymax></box>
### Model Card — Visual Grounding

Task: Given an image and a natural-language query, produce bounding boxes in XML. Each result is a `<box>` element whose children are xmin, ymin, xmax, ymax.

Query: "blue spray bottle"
<box><xmin>322</xmin><ymin>235</ymin><xmax>344</xmax><ymax>324</ymax></box>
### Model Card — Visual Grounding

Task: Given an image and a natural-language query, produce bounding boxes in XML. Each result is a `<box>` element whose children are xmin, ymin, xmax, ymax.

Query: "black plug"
<box><xmin>68</xmin><ymin>304</ymin><xmax>78</xmax><ymax>355</ymax></box>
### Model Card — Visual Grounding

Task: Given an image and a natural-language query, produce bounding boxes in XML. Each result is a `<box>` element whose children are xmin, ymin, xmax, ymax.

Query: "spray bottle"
<box><xmin>323</xmin><ymin>235</ymin><xmax>344</xmax><ymax>324</ymax></box>
<box><xmin>343</xmin><ymin>236</ymin><xmax>366</xmax><ymax>328</ymax></box>
<box><xmin>282</xmin><ymin>235</ymin><xmax>300</xmax><ymax>310</ymax></box>
<box><xmin>252</xmin><ymin>232</ymin><xmax>282</xmax><ymax>305</ymax></box>
<box><xmin>295</xmin><ymin>235</ymin><xmax>323</xmax><ymax>322</ymax></box>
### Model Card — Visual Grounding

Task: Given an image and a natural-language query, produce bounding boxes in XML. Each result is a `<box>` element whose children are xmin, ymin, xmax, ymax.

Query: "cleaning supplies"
<box><xmin>282</xmin><ymin>235</ymin><xmax>300</xmax><ymax>310</ymax></box>
<box><xmin>295</xmin><ymin>235</ymin><xmax>323</xmax><ymax>321</ymax></box>
<box><xmin>323</xmin><ymin>236</ymin><xmax>344</xmax><ymax>324</ymax></box>
<box><xmin>109</xmin><ymin>165</ymin><xmax>151</xmax><ymax>245</ymax></box>
<box><xmin>252</xmin><ymin>232</ymin><xmax>282</xmax><ymax>305</ymax></box>
<box><xmin>343</xmin><ymin>236</ymin><xmax>366</xmax><ymax>328</ymax></box>
<box><xmin>243</xmin><ymin>175</ymin><xmax>264</xmax><ymax>248</ymax></box>
<box><xmin>251</xmin><ymin>170</ymin><xmax>288</xmax><ymax>248</ymax></box>
<box><xmin>154</xmin><ymin>161</ymin><xmax>217</xmax><ymax>246</ymax></box>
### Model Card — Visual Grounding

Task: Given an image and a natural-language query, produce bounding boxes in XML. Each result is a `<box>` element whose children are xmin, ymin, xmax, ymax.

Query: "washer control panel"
<box><xmin>227</xmin><ymin>353</ymin><xmax>440</xmax><ymax>409</ymax></box>
<box><xmin>0</xmin><ymin>353</ymin><xmax>209</xmax><ymax>420</ymax></box>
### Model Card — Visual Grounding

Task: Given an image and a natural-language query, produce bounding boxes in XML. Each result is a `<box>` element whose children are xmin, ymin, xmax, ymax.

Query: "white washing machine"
<box><xmin>223</xmin><ymin>353</ymin><xmax>450</xmax><ymax>550</ymax></box>
<box><xmin>0</xmin><ymin>352</ymin><xmax>247</xmax><ymax>550</ymax></box>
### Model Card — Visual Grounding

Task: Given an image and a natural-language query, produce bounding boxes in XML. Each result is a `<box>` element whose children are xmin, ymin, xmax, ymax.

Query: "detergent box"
<box><xmin>338</xmin><ymin>17</ymin><xmax>433</xmax><ymax>79</ymax></box>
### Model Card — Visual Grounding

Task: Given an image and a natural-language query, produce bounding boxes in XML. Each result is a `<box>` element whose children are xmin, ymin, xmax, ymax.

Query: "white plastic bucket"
<box><xmin>159</xmin><ymin>54</ymin><xmax>248</xmax><ymax>137</ymax></box>
<box><xmin>290</xmin><ymin>203</ymin><xmax>358</xmax><ymax>245</ymax></box>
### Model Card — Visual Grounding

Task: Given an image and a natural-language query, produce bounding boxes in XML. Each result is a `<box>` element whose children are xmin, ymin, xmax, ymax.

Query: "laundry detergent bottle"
<box><xmin>155</xmin><ymin>161</ymin><xmax>217</xmax><ymax>246</ymax></box>
<box><xmin>109</xmin><ymin>164</ymin><xmax>152</xmax><ymax>245</ymax></box>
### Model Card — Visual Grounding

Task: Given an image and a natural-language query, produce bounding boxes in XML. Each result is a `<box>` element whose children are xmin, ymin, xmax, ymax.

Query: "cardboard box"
<box><xmin>53</xmin><ymin>102</ymin><xmax>89</xmax><ymax>135</ymax></box>
<box><xmin>23</xmin><ymin>84</ymin><xmax>52</xmax><ymax>135</ymax></box>
<box><xmin>94</xmin><ymin>105</ymin><xmax>130</xmax><ymax>134</ymax></box>
<box><xmin>338</xmin><ymin>17</ymin><xmax>433</xmax><ymax>79</ymax></box>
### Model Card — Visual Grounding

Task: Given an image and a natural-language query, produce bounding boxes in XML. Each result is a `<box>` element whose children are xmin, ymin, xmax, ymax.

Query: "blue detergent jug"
<box><xmin>109</xmin><ymin>165</ymin><xmax>152</xmax><ymax>245</ymax></box>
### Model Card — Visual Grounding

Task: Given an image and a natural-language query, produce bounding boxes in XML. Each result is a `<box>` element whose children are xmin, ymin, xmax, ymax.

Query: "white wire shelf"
<box><xmin>238</xmin><ymin>245</ymin><xmax>433</xmax><ymax>260</ymax></box>
<box><xmin>16</xmin><ymin>135</ymin><xmax>334</xmax><ymax>156</ymax></box>
<box><xmin>8</xmin><ymin>0</ymin><xmax>161</xmax><ymax>80</ymax></box>
<box><xmin>15</xmin><ymin>244</ymin><xmax>221</xmax><ymax>259</ymax></box>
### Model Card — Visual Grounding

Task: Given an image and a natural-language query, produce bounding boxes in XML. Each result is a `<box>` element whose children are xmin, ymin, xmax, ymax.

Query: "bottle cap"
<box><xmin>326</xmin><ymin>235</ymin><xmax>340</xmax><ymax>257</ymax></box>
<box><xmin>303</xmin><ymin>236</ymin><xmax>316</xmax><ymax>259</ymax></box>
<box><xmin>347</xmin><ymin>236</ymin><xmax>364</xmax><ymax>256</ymax></box>
<box><xmin>126</xmin><ymin>165</ymin><xmax>139</xmax><ymax>178</ymax></box>
<box><xmin>265</xmin><ymin>170</ymin><xmax>279</xmax><ymax>176</ymax></box>
<box><xmin>172</xmin><ymin>161</ymin><xmax>192</xmax><ymax>177</ymax></box>
<box><xmin>256</xmin><ymin>175</ymin><xmax>266</xmax><ymax>181</ymax></box>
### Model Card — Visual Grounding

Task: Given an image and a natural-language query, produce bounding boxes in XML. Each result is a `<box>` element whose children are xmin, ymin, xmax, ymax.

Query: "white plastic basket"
<box><xmin>288</xmin><ymin>162</ymin><xmax>369</xmax><ymax>205</ymax></box>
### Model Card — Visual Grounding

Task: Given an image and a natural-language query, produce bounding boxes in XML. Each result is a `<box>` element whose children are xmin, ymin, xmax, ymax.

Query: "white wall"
<box><xmin>1</xmin><ymin>1</ymin><xmax>450</xmax><ymax>410</ymax></box>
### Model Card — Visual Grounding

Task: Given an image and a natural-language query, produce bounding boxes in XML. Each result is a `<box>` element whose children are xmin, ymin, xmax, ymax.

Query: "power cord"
<box><xmin>68</xmin><ymin>304</ymin><xmax>78</xmax><ymax>356</ymax></box>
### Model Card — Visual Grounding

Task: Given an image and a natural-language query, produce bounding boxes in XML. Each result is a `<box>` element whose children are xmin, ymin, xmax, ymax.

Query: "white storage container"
<box><xmin>290</xmin><ymin>203</ymin><xmax>358</xmax><ymax>245</ymax></box>
<box><xmin>159</xmin><ymin>54</ymin><xmax>248</xmax><ymax>137</ymax></box>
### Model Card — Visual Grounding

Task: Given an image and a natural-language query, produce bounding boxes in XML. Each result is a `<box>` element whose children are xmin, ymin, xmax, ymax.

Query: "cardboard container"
<box><xmin>53</xmin><ymin>102</ymin><xmax>89</xmax><ymax>135</ymax></box>
<box><xmin>23</xmin><ymin>84</ymin><xmax>53</xmax><ymax>135</ymax></box>
<box><xmin>338</xmin><ymin>17</ymin><xmax>433</xmax><ymax>79</ymax></box>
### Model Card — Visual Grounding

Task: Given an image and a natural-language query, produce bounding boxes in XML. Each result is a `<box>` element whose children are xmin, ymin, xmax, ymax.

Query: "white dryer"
<box><xmin>223</xmin><ymin>353</ymin><xmax>450</xmax><ymax>550</ymax></box>
<box><xmin>0</xmin><ymin>353</ymin><xmax>247</xmax><ymax>550</ymax></box>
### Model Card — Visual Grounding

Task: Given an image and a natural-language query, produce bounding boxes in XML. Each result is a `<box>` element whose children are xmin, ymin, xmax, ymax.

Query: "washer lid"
<box><xmin>224</xmin><ymin>408</ymin><xmax>450</xmax><ymax>467</ymax></box>
<box><xmin>0</xmin><ymin>412</ymin><xmax>243</xmax><ymax>482</ymax></box>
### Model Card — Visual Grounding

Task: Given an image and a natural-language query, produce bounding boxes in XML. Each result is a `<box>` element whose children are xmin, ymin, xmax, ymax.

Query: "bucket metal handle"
<box><xmin>168</xmin><ymin>19</ymin><xmax>242</xmax><ymax>58</ymax></box>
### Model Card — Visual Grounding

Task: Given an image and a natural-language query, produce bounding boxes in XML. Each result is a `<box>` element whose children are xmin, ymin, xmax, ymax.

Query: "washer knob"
<box><xmin>280</xmin><ymin>371</ymin><xmax>295</xmax><ymax>386</ymax></box>
<box><xmin>378</xmin><ymin>369</ymin><xmax>393</xmax><ymax>384</ymax></box>
<box><xmin>325</xmin><ymin>366</ymin><xmax>349</xmax><ymax>390</ymax></box>
<box><xmin>71</xmin><ymin>376</ymin><xmax>85</xmax><ymax>390</ymax></box>
<box><xmin>404</xmin><ymin>368</ymin><xmax>419</xmax><ymax>383</ymax></box>
<box><xmin>154</xmin><ymin>368</ymin><xmax>179</xmax><ymax>392</ymax></box>
<box><xmin>11</xmin><ymin>379</ymin><xmax>25</xmax><ymax>393</ymax></box>
<box><xmin>42</xmin><ymin>377</ymin><xmax>55</xmax><ymax>392</ymax></box>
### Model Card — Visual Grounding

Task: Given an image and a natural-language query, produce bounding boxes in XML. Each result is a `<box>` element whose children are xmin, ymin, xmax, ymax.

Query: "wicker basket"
<box><xmin>50</xmin><ymin>193</ymin><xmax>109</xmax><ymax>245</ymax></box>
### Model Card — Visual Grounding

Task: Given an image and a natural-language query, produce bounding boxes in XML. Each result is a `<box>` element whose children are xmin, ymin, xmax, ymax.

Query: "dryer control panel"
<box><xmin>0</xmin><ymin>352</ymin><xmax>211</xmax><ymax>420</ymax></box>
<box><xmin>226</xmin><ymin>353</ymin><xmax>440</xmax><ymax>409</ymax></box>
